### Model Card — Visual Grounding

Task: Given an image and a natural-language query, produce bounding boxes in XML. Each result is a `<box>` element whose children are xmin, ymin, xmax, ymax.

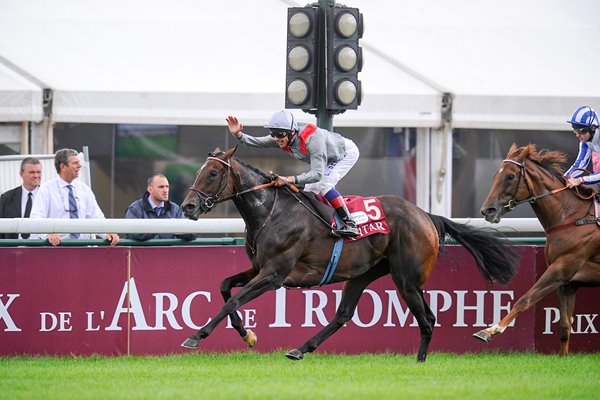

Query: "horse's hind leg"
<box><xmin>414</xmin><ymin>290</ymin><xmax>436</xmax><ymax>361</ymax></box>
<box><xmin>220</xmin><ymin>267</ymin><xmax>259</xmax><ymax>347</ymax></box>
<box><xmin>286</xmin><ymin>263</ymin><xmax>388</xmax><ymax>361</ymax></box>
<box><xmin>390</xmin><ymin>275</ymin><xmax>436</xmax><ymax>362</ymax></box>
<box><xmin>558</xmin><ymin>285</ymin><xmax>577</xmax><ymax>356</ymax></box>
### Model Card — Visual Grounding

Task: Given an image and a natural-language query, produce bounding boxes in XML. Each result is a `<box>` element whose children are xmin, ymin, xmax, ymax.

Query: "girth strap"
<box><xmin>320</xmin><ymin>213</ymin><xmax>345</xmax><ymax>286</ymax></box>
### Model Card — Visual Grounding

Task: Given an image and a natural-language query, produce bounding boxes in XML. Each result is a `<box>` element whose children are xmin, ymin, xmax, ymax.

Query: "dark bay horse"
<box><xmin>476</xmin><ymin>143</ymin><xmax>600</xmax><ymax>355</ymax></box>
<box><xmin>181</xmin><ymin>146</ymin><xmax>518</xmax><ymax>362</ymax></box>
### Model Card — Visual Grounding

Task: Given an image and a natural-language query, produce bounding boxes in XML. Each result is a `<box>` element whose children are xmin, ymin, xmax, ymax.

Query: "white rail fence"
<box><xmin>0</xmin><ymin>218</ymin><xmax>543</xmax><ymax>234</ymax></box>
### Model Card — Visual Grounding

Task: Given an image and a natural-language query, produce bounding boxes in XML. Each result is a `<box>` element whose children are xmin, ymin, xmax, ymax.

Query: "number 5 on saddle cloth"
<box><xmin>313</xmin><ymin>195</ymin><xmax>390</xmax><ymax>285</ymax></box>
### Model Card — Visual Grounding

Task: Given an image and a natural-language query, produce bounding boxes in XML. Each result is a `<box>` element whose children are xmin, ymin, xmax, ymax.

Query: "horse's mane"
<box><xmin>234</xmin><ymin>158</ymin><xmax>271</xmax><ymax>181</ymax></box>
<box><xmin>508</xmin><ymin>143</ymin><xmax>596</xmax><ymax>197</ymax></box>
<box><xmin>206</xmin><ymin>148</ymin><xmax>272</xmax><ymax>182</ymax></box>
<box><xmin>507</xmin><ymin>143</ymin><xmax>567</xmax><ymax>180</ymax></box>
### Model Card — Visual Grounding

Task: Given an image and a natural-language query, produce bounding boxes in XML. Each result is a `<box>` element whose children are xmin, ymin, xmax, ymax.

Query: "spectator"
<box><xmin>30</xmin><ymin>148</ymin><xmax>119</xmax><ymax>246</ymax></box>
<box><xmin>125</xmin><ymin>173</ymin><xmax>195</xmax><ymax>241</ymax></box>
<box><xmin>0</xmin><ymin>157</ymin><xmax>42</xmax><ymax>239</ymax></box>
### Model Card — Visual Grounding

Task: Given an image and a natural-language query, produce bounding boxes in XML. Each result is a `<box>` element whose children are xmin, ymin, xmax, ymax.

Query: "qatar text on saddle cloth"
<box><xmin>315</xmin><ymin>194</ymin><xmax>390</xmax><ymax>239</ymax></box>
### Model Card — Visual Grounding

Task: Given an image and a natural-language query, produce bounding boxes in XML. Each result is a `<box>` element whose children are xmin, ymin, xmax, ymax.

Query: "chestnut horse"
<box><xmin>476</xmin><ymin>143</ymin><xmax>600</xmax><ymax>355</ymax></box>
<box><xmin>181</xmin><ymin>146</ymin><xmax>518</xmax><ymax>362</ymax></box>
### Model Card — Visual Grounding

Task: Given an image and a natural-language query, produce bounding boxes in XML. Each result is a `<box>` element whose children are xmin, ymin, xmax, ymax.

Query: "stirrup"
<box><xmin>334</xmin><ymin>225</ymin><xmax>360</xmax><ymax>238</ymax></box>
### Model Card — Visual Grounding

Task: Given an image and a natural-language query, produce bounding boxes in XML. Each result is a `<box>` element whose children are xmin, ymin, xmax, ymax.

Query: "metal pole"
<box><xmin>317</xmin><ymin>0</ymin><xmax>333</xmax><ymax>131</ymax></box>
<box><xmin>20</xmin><ymin>121</ymin><xmax>29</xmax><ymax>154</ymax></box>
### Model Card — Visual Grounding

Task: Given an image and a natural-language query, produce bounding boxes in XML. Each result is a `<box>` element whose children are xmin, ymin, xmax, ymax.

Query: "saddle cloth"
<box><xmin>335</xmin><ymin>195</ymin><xmax>390</xmax><ymax>240</ymax></box>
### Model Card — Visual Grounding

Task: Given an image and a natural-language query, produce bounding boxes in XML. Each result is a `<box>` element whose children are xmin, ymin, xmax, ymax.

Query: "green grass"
<box><xmin>1</xmin><ymin>351</ymin><xmax>599</xmax><ymax>399</ymax></box>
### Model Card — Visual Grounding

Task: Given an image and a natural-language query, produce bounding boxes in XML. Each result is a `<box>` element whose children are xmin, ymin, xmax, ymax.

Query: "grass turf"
<box><xmin>1</xmin><ymin>351</ymin><xmax>599</xmax><ymax>399</ymax></box>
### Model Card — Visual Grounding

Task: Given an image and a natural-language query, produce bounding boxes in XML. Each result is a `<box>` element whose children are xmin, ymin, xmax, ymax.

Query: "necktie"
<box><xmin>22</xmin><ymin>192</ymin><xmax>32</xmax><ymax>239</ymax></box>
<box><xmin>67</xmin><ymin>185</ymin><xmax>80</xmax><ymax>239</ymax></box>
<box><xmin>155</xmin><ymin>207</ymin><xmax>163</xmax><ymax>216</ymax></box>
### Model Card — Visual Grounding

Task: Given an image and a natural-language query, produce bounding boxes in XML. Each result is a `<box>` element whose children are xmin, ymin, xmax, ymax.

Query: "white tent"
<box><xmin>0</xmin><ymin>61</ymin><xmax>42</xmax><ymax>122</ymax></box>
<box><xmin>0</xmin><ymin>0</ymin><xmax>442</xmax><ymax>128</ymax></box>
<box><xmin>0</xmin><ymin>0</ymin><xmax>598</xmax><ymax>129</ymax></box>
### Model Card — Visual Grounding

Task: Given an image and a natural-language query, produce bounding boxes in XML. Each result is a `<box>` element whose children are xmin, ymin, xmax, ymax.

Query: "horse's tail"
<box><xmin>427</xmin><ymin>213</ymin><xmax>519</xmax><ymax>285</ymax></box>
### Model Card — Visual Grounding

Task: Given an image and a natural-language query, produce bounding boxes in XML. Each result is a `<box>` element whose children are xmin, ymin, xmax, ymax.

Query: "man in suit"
<box><xmin>0</xmin><ymin>157</ymin><xmax>42</xmax><ymax>239</ymax></box>
<box><xmin>30</xmin><ymin>148</ymin><xmax>119</xmax><ymax>246</ymax></box>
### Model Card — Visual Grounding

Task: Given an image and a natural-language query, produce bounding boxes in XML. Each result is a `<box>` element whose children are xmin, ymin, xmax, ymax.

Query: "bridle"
<box><xmin>187</xmin><ymin>156</ymin><xmax>278</xmax><ymax>214</ymax></box>
<box><xmin>501</xmin><ymin>158</ymin><xmax>570</xmax><ymax>210</ymax></box>
<box><xmin>502</xmin><ymin>158</ymin><xmax>600</xmax><ymax>235</ymax></box>
<box><xmin>187</xmin><ymin>157</ymin><xmax>234</xmax><ymax>213</ymax></box>
<box><xmin>187</xmin><ymin>154</ymin><xmax>342</xmax><ymax>248</ymax></box>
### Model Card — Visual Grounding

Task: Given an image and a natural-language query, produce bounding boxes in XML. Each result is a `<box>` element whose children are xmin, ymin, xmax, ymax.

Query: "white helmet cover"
<box><xmin>264</xmin><ymin>110</ymin><xmax>299</xmax><ymax>131</ymax></box>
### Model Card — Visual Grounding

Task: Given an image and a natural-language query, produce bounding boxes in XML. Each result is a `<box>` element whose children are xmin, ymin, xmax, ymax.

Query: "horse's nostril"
<box><xmin>481</xmin><ymin>207</ymin><xmax>496</xmax><ymax>216</ymax></box>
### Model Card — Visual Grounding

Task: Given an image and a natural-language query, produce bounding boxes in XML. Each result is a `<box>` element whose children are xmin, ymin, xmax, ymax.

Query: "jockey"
<box><xmin>226</xmin><ymin>110</ymin><xmax>360</xmax><ymax>238</ymax></box>
<box><xmin>565</xmin><ymin>106</ymin><xmax>600</xmax><ymax>188</ymax></box>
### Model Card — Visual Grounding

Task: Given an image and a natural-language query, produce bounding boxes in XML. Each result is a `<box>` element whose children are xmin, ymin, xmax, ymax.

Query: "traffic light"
<box><xmin>326</xmin><ymin>6</ymin><xmax>364</xmax><ymax>111</ymax></box>
<box><xmin>285</xmin><ymin>6</ymin><xmax>321</xmax><ymax>110</ymax></box>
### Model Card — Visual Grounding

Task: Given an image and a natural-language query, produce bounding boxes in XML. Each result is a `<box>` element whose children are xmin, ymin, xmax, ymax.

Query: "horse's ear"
<box><xmin>224</xmin><ymin>145</ymin><xmax>238</xmax><ymax>160</ymax></box>
<box><xmin>506</xmin><ymin>143</ymin><xmax>518</xmax><ymax>157</ymax></box>
<box><xmin>208</xmin><ymin>147</ymin><xmax>223</xmax><ymax>157</ymax></box>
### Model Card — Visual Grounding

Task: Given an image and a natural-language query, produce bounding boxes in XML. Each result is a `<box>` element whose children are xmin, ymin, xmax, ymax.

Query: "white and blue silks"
<box><xmin>564</xmin><ymin>133</ymin><xmax>600</xmax><ymax>184</ymax></box>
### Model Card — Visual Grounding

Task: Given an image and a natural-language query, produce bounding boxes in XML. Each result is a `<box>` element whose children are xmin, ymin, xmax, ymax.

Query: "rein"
<box><xmin>188</xmin><ymin>157</ymin><xmax>279</xmax><ymax>212</ymax></box>
<box><xmin>502</xmin><ymin>158</ymin><xmax>598</xmax><ymax>234</ymax></box>
<box><xmin>189</xmin><ymin>155</ymin><xmax>337</xmax><ymax>238</ymax></box>
<box><xmin>502</xmin><ymin>159</ymin><xmax>569</xmax><ymax>210</ymax></box>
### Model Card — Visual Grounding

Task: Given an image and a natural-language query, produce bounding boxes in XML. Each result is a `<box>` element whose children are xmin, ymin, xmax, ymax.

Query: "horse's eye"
<box><xmin>505</xmin><ymin>173</ymin><xmax>515</xmax><ymax>181</ymax></box>
<box><xmin>209</xmin><ymin>170</ymin><xmax>219</xmax><ymax>177</ymax></box>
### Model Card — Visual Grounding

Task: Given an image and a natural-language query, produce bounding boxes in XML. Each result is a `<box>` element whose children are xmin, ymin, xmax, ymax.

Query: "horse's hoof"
<box><xmin>181</xmin><ymin>337</ymin><xmax>199</xmax><ymax>349</ymax></box>
<box><xmin>243</xmin><ymin>329</ymin><xmax>257</xmax><ymax>348</ymax></box>
<box><xmin>285</xmin><ymin>349</ymin><xmax>304</xmax><ymax>360</ymax></box>
<box><xmin>473</xmin><ymin>330</ymin><xmax>491</xmax><ymax>343</ymax></box>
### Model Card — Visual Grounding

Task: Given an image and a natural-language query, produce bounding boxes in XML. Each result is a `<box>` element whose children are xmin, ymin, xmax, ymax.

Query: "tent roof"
<box><xmin>0</xmin><ymin>0</ymin><xmax>598</xmax><ymax>129</ymax></box>
<box><xmin>349</xmin><ymin>0</ymin><xmax>600</xmax><ymax>129</ymax></box>
<box><xmin>0</xmin><ymin>62</ymin><xmax>43</xmax><ymax>122</ymax></box>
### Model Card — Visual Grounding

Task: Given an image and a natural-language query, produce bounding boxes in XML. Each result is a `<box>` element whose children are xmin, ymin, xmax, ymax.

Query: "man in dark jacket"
<box><xmin>0</xmin><ymin>157</ymin><xmax>42</xmax><ymax>239</ymax></box>
<box><xmin>125</xmin><ymin>173</ymin><xmax>195</xmax><ymax>241</ymax></box>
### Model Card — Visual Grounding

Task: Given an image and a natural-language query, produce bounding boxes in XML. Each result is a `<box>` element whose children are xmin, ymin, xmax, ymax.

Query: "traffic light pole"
<box><xmin>317</xmin><ymin>0</ymin><xmax>334</xmax><ymax>131</ymax></box>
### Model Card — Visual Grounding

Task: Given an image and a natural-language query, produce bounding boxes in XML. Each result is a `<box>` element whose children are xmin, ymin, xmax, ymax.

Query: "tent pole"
<box><xmin>20</xmin><ymin>121</ymin><xmax>29</xmax><ymax>154</ymax></box>
<box><xmin>42</xmin><ymin>89</ymin><xmax>54</xmax><ymax>154</ymax></box>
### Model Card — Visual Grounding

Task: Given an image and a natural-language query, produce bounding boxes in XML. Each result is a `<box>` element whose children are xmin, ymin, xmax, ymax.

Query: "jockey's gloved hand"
<box><xmin>269</xmin><ymin>172</ymin><xmax>289</xmax><ymax>187</ymax></box>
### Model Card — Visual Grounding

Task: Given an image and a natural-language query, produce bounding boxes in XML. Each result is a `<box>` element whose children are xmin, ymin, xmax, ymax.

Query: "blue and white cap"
<box><xmin>264</xmin><ymin>110</ymin><xmax>298</xmax><ymax>131</ymax></box>
<box><xmin>567</xmin><ymin>106</ymin><xmax>599</xmax><ymax>129</ymax></box>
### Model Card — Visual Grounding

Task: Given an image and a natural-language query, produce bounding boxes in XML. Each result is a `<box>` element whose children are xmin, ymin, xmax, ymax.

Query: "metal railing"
<box><xmin>0</xmin><ymin>217</ymin><xmax>546</xmax><ymax>246</ymax></box>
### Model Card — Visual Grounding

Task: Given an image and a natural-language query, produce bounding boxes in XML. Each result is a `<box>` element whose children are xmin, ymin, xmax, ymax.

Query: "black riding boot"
<box><xmin>334</xmin><ymin>204</ymin><xmax>360</xmax><ymax>238</ymax></box>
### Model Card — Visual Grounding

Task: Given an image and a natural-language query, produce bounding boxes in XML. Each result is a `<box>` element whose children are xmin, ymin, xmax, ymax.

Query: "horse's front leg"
<box><xmin>286</xmin><ymin>265</ymin><xmax>388</xmax><ymax>360</ymax></box>
<box><xmin>473</xmin><ymin>260</ymin><xmax>574</xmax><ymax>343</ymax></box>
<box><xmin>219</xmin><ymin>267</ymin><xmax>259</xmax><ymax>347</ymax></box>
<box><xmin>181</xmin><ymin>268</ymin><xmax>285</xmax><ymax>349</ymax></box>
<box><xmin>557</xmin><ymin>285</ymin><xmax>577</xmax><ymax>356</ymax></box>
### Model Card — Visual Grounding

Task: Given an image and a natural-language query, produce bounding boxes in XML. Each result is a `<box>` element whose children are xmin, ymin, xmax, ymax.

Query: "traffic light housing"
<box><xmin>285</xmin><ymin>6</ymin><xmax>321</xmax><ymax>110</ymax></box>
<box><xmin>326</xmin><ymin>6</ymin><xmax>364</xmax><ymax>111</ymax></box>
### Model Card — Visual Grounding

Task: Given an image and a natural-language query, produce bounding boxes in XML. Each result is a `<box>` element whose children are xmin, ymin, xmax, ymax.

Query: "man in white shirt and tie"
<box><xmin>0</xmin><ymin>157</ymin><xmax>42</xmax><ymax>239</ymax></box>
<box><xmin>30</xmin><ymin>148</ymin><xmax>119</xmax><ymax>246</ymax></box>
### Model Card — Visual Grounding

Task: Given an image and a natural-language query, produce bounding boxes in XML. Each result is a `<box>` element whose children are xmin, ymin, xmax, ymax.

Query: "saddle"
<box><xmin>301</xmin><ymin>192</ymin><xmax>390</xmax><ymax>240</ymax></box>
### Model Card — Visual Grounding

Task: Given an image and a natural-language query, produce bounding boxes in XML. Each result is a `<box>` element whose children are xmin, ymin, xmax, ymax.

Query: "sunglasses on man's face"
<box><xmin>572</xmin><ymin>125</ymin><xmax>591</xmax><ymax>135</ymax></box>
<box><xmin>269</xmin><ymin>130</ymin><xmax>289</xmax><ymax>139</ymax></box>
